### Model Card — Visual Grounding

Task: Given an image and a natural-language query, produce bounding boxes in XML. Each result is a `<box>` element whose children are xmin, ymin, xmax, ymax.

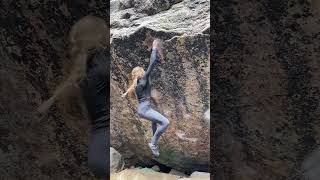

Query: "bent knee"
<box><xmin>163</xmin><ymin>118</ymin><xmax>170</xmax><ymax>128</ymax></box>
<box><xmin>137</xmin><ymin>109</ymin><xmax>146</xmax><ymax>117</ymax></box>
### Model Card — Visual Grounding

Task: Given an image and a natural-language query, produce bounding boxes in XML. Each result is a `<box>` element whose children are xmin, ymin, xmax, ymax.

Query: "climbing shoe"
<box><xmin>148</xmin><ymin>143</ymin><xmax>160</xmax><ymax>157</ymax></box>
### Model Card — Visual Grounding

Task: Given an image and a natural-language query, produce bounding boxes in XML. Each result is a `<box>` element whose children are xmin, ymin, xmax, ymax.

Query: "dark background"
<box><xmin>212</xmin><ymin>0</ymin><xmax>320</xmax><ymax>179</ymax></box>
<box><xmin>2</xmin><ymin>0</ymin><xmax>320</xmax><ymax>179</ymax></box>
<box><xmin>0</xmin><ymin>1</ymin><xmax>108</xmax><ymax>179</ymax></box>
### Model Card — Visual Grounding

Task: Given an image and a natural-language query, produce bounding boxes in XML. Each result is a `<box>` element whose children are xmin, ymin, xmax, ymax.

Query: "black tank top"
<box><xmin>82</xmin><ymin>50</ymin><xmax>109</xmax><ymax>130</ymax></box>
<box><xmin>136</xmin><ymin>76</ymin><xmax>152</xmax><ymax>103</ymax></box>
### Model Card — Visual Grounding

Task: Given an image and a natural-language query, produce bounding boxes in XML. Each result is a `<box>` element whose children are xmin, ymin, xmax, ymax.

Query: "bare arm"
<box><xmin>142</xmin><ymin>48</ymin><xmax>159</xmax><ymax>81</ymax></box>
<box><xmin>142</xmin><ymin>38</ymin><xmax>164</xmax><ymax>80</ymax></box>
<box><xmin>121</xmin><ymin>83</ymin><xmax>135</xmax><ymax>97</ymax></box>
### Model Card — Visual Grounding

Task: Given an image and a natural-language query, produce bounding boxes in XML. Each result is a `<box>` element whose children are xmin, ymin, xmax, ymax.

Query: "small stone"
<box><xmin>169</xmin><ymin>169</ymin><xmax>188</xmax><ymax>177</ymax></box>
<box><xmin>190</xmin><ymin>171</ymin><xmax>210</xmax><ymax>178</ymax></box>
<box><xmin>151</xmin><ymin>165</ymin><xmax>160</xmax><ymax>172</ymax></box>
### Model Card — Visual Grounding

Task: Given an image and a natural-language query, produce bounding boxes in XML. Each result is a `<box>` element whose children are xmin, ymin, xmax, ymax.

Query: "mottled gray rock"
<box><xmin>111</xmin><ymin>0</ymin><xmax>209</xmax><ymax>38</ymax></box>
<box><xmin>111</xmin><ymin>29</ymin><xmax>210</xmax><ymax>172</ymax></box>
<box><xmin>119</xmin><ymin>0</ymin><xmax>134</xmax><ymax>10</ymax></box>
<box><xmin>151</xmin><ymin>165</ymin><xmax>160</xmax><ymax>172</ymax></box>
<box><xmin>133</xmin><ymin>0</ymin><xmax>183</xmax><ymax>15</ymax></box>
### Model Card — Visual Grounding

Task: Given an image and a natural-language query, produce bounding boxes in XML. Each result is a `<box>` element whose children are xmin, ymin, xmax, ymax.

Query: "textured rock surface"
<box><xmin>0</xmin><ymin>1</ymin><xmax>108</xmax><ymax>179</ymax></box>
<box><xmin>110</xmin><ymin>0</ymin><xmax>209</xmax><ymax>173</ymax></box>
<box><xmin>212</xmin><ymin>0</ymin><xmax>320</xmax><ymax>179</ymax></box>
<box><xmin>110</xmin><ymin>0</ymin><xmax>209</xmax><ymax>37</ymax></box>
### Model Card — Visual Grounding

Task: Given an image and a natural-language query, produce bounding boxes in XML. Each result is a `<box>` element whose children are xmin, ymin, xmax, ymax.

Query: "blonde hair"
<box><xmin>37</xmin><ymin>15</ymin><xmax>108</xmax><ymax>115</ymax></box>
<box><xmin>124</xmin><ymin>67</ymin><xmax>145</xmax><ymax>99</ymax></box>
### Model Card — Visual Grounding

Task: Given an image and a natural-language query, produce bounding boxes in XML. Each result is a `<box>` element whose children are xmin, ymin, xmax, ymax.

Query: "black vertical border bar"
<box><xmin>211</xmin><ymin>1</ymin><xmax>233</xmax><ymax>179</ymax></box>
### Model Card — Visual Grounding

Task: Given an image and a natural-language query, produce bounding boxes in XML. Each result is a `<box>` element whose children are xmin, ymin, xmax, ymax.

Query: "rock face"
<box><xmin>0</xmin><ymin>1</ymin><xmax>108</xmax><ymax>179</ymax></box>
<box><xmin>110</xmin><ymin>0</ymin><xmax>209</xmax><ymax>37</ymax></box>
<box><xmin>212</xmin><ymin>0</ymin><xmax>320</xmax><ymax>179</ymax></box>
<box><xmin>110</xmin><ymin>0</ymin><xmax>210</xmax><ymax>173</ymax></box>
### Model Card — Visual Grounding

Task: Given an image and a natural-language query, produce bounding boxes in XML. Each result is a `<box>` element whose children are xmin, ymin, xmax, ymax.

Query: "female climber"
<box><xmin>122</xmin><ymin>38</ymin><xmax>170</xmax><ymax>157</ymax></box>
<box><xmin>37</xmin><ymin>16</ymin><xmax>109</xmax><ymax>178</ymax></box>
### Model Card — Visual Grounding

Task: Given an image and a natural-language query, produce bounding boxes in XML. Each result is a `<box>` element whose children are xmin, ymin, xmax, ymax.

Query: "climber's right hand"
<box><xmin>152</xmin><ymin>39</ymin><xmax>164</xmax><ymax>62</ymax></box>
<box><xmin>121</xmin><ymin>92</ymin><xmax>127</xmax><ymax>98</ymax></box>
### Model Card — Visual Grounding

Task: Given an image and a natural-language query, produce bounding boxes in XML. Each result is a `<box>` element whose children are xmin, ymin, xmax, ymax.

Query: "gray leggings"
<box><xmin>137</xmin><ymin>101</ymin><xmax>170</xmax><ymax>145</ymax></box>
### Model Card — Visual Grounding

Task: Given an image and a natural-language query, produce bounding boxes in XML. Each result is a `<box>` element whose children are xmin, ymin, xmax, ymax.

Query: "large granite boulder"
<box><xmin>110</xmin><ymin>0</ymin><xmax>210</xmax><ymax>173</ymax></box>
